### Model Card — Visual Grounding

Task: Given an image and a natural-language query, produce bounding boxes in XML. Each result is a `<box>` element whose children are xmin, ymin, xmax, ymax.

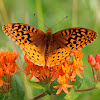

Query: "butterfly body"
<box><xmin>3</xmin><ymin>23</ymin><xmax>97</xmax><ymax>67</ymax></box>
<box><xmin>45</xmin><ymin>28</ymin><xmax>53</xmax><ymax>62</ymax></box>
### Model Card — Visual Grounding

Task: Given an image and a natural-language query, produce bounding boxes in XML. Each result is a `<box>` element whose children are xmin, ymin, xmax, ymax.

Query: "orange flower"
<box><xmin>0</xmin><ymin>50</ymin><xmax>20</xmax><ymax>93</ymax></box>
<box><xmin>53</xmin><ymin>75</ymin><xmax>73</xmax><ymax>94</ymax></box>
<box><xmin>24</xmin><ymin>56</ymin><xmax>54</xmax><ymax>82</ymax></box>
<box><xmin>24</xmin><ymin>49</ymin><xmax>84</xmax><ymax>95</ymax></box>
<box><xmin>71</xmin><ymin>58</ymin><xmax>83</xmax><ymax>78</ymax></box>
<box><xmin>51</xmin><ymin>65</ymin><xmax>62</xmax><ymax>81</ymax></box>
<box><xmin>0</xmin><ymin>78</ymin><xmax>9</xmax><ymax>86</ymax></box>
<box><xmin>0</xmin><ymin>50</ymin><xmax>20</xmax><ymax>75</ymax></box>
<box><xmin>74</xmin><ymin>49</ymin><xmax>84</xmax><ymax>60</ymax></box>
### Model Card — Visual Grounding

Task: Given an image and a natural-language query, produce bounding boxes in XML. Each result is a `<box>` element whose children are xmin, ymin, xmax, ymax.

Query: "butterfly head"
<box><xmin>46</xmin><ymin>28</ymin><xmax>52</xmax><ymax>33</ymax></box>
<box><xmin>46</xmin><ymin>28</ymin><xmax>53</xmax><ymax>38</ymax></box>
<box><xmin>45</xmin><ymin>28</ymin><xmax>53</xmax><ymax>44</ymax></box>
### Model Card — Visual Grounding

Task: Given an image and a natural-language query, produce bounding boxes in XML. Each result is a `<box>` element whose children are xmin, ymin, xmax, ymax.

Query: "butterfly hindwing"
<box><xmin>46</xmin><ymin>40</ymin><xmax>72</xmax><ymax>66</ymax></box>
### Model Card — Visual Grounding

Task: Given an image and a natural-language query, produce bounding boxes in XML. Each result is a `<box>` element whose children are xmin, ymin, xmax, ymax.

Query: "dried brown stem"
<box><xmin>75</xmin><ymin>86</ymin><xmax>96</xmax><ymax>92</ymax></box>
<box><xmin>30</xmin><ymin>92</ymin><xmax>47</xmax><ymax>100</ymax></box>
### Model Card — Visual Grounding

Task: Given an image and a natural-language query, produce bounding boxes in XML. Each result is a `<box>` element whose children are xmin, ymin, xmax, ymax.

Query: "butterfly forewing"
<box><xmin>46</xmin><ymin>28</ymin><xmax>97</xmax><ymax>66</ymax></box>
<box><xmin>3</xmin><ymin>23</ymin><xmax>46</xmax><ymax>66</ymax></box>
<box><xmin>54</xmin><ymin>28</ymin><xmax>97</xmax><ymax>50</ymax></box>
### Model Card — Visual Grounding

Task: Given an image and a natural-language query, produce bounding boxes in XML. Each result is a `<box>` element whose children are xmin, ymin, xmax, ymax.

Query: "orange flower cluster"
<box><xmin>0</xmin><ymin>50</ymin><xmax>19</xmax><ymax>88</ymax></box>
<box><xmin>24</xmin><ymin>49</ymin><xmax>84</xmax><ymax>95</ymax></box>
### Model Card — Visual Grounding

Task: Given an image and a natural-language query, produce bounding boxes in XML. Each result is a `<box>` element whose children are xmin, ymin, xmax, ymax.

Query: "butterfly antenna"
<box><xmin>51</xmin><ymin>16</ymin><xmax>68</xmax><ymax>29</ymax></box>
<box><xmin>33</xmin><ymin>14</ymin><xmax>49</xmax><ymax>29</ymax></box>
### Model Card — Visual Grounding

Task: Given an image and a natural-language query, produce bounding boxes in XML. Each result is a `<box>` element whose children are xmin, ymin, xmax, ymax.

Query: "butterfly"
<box><xmin>3</xmin><ymin>23</ymin><xmax>97</xmax><ymax>67</ymax></box>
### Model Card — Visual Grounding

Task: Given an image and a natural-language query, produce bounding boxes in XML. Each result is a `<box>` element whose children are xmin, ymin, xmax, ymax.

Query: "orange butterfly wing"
<box><xmin>3</xmin><ymin>23</ymin><xmax>46</xmax><ymax>66</ymax></box>
<box><xmin>3</xmin><ymin>24</ymin><xmax>97</xmax><ymax>67</ymax></box>
<box><xmin>46</xmin><ymin>28</ymin><xmax>97</xmax><ymax>66</ymax></box>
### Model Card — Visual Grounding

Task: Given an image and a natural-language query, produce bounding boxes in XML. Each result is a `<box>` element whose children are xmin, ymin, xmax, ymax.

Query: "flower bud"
<box><xmin>89</xmin><ymin>57</ymin><xmax>96</xmax><ymax>66</ymax></box>
<box><xmin>94</xmin><ymin>62</ymin><xmax>100</xmax><ymax>70</ymax></box>
<box><xmin>88</xmin><ymin>54</ymin><xmax>93</xmax><ymax>63</ymax></box>
<box><xmin>95</xmin><ymin>53</ymin><xmax>100</xmax><ymax>63</ymax></box>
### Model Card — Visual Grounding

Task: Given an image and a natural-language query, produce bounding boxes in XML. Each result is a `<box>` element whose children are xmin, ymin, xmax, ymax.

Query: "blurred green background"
<box><xmin>0</xmin><ymin>0</ymin><xmax>100</xmax><ymax>100</ymax></box>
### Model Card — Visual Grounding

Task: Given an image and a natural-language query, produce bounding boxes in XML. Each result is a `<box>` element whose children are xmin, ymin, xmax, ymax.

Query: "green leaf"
<box><xmin>0</xmin><ymin>75</ymin><xmax>25</xmax><ymax>100</ymax></box>
<box><xmin>64</xmin><ymin>88</ymin><xmax>79</xmax><ymax>100</ymax></box>
<box><xmin>10</xmin><ymin>75</ymin><xmax>25</xmax><ymax>100</ymax></box>
<box><xmin>28</xmin><ymin>80</ymin><xmax>46</xmax><ymax>90</ymax></box>
<box><xmin>96</xmin><ymin>82</ymin><xmax>100</xmax><ymax>90</ymax></box>
<box><xmin>28</xmin><ymin>80</ymin><xmax>51</xmax><ymax>95</ymax></box>
<box><xmin>0</xmin><ymin>93</ymin><xmax>9</xmax><ymax>100</ymax></box>
<box><xmin>73</xmin><ymin>75</ymin><xmax>83</xmax><ymax>89</ymax></box>
<box><xmin>50</xmin><ymin>79</ymin><xmax>59</xmax><ymax>95</ymax></box>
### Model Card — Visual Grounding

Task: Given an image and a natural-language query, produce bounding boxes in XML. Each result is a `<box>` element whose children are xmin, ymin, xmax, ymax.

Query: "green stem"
<box><xmin>0</xmin><ymin>0</ymin><xmax>9</xmax><ymax>24</ymax></box>
<box><xmin>72</xmin><ymin>0</ymin><xmax>77</xmax><ymax>27</ymax></box>
<box><xmin>35</xmin><ymin>0</ymin><xmax>45</xmax><ymax>31</ymax></box>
